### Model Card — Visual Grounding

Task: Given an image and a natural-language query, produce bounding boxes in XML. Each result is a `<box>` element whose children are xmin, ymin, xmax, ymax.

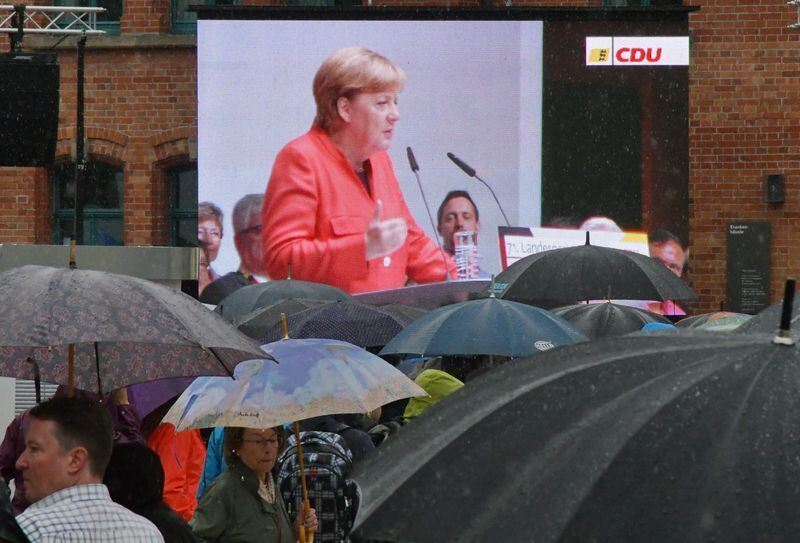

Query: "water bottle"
<box><xmin>454</xmin><ymin>230</ymin><xmax>478</xmax><ymax>280</ymax></box>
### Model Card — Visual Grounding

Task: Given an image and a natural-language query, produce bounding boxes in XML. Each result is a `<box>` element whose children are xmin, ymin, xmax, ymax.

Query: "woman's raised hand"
<box><xmin>365</xmin><ymin>199</ymin><xmax>407</xmax><ymax>260</ymax></box>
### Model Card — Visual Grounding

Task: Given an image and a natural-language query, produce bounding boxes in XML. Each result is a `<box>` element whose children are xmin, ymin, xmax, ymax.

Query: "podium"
<box><xmin>353</xmin><ymin>279</ymin><xmax>491</xmax><ymax>310</ymax></box>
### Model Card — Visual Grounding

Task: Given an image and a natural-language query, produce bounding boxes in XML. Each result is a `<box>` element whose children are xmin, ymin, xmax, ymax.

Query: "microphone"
<box><xmin>446</xmin><ymin>152</ymin><xmax>511</xmax><ymax>226</ymax></box>
<box><xmin>407</xmin><ymin>146</ymin><xmax>450</xmax><ymax>282</ymax></box>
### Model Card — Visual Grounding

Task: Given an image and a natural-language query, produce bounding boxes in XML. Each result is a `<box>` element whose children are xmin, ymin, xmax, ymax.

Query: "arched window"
<box><xmin>53</xmin><ymin>161</ymin><xmax>124</xmax><ymax>245</ymax></box>
<box><xmin>168</xmin><ymin>162</ymin><xmax>198</xmax><ymax>246</ymax></box>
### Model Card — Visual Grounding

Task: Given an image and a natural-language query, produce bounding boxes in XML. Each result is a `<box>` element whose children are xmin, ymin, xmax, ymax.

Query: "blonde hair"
<box><xmin>313</xmin><ymin>46</ymin><xmax>406</xmax><ymax>133</ymax></box>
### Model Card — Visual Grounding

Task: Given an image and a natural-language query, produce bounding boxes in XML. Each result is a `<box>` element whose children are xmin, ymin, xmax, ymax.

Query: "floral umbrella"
<box><xmin>0</xmin><ymin>265</ymin><xmax>268</xmax><ymax>394</ymax></box>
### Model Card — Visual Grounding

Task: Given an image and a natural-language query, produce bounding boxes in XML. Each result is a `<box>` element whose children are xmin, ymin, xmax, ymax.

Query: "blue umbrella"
<box><xmin>379</xmin><ymin>296</ymin><xmax>588</xmax><ymax>358</ymax></box>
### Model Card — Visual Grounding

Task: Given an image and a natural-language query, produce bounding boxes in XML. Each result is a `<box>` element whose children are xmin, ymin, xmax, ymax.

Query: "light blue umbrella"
<box><xmin>161</xmin><ymin>338</ymin><xmax>425</xmax><ymax>431</ymax></box>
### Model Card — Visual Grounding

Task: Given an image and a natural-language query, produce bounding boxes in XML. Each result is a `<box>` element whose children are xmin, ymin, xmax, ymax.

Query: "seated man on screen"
<box><xmin>200</xmin><ymin>194</ymin><xmax>265</xmax><ymax>305</ymax></box>
<box><xmin>646</xmin><ymin>228</ymin><xmax>689</xmax><ymax>316</ymax></box>
<box><xmin>436</xmin><ymin>190</ymin><xmax>490</xmax><ymax>279</ymax></box>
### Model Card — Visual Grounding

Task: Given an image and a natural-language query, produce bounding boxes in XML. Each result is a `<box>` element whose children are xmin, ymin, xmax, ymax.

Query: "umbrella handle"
<box><xmin>67</xmin><ymin>343</ymin><xmax>75</xmax><ymax>397</ymax></box>
<box><xmin>293</xmin><ymin>421</ymin><xmax>314</xmax><ymax>543</ymax></box>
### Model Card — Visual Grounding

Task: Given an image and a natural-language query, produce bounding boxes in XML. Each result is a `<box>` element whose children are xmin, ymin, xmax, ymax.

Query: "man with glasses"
<box><xmin>200</xmin><ymin>194</ymin><xmax>265</xmax><ymax>305</ymax></box>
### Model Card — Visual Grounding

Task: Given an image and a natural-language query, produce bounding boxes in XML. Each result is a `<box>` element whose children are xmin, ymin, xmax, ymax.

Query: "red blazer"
<box><xmin>262</xmin><ymin>126</ymin><xmax>455</xmax><ymax>293</ymax></box>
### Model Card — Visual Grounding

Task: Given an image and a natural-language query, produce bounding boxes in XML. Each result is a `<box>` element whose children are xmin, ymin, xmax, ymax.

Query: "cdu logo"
<box><xmin>535</xmin><ymin>340</ymin><xmax>555</xmax><ymax>351</ymax></box>
<box><xmin>588</xmin><ymin>48</ymin><xmax>610</xmax><ymax>63</ymax></box>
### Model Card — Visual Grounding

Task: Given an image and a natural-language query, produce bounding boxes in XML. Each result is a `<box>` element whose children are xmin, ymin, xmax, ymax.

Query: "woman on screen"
<box><xmin>260</xmin><ymin>46</ymin><xmax>455</xmax><ymax>293</ymax></box>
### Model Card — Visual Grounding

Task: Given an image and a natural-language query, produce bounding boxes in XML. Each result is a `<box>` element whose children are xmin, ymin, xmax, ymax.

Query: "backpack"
<box><xmin>277</xmin><ymin>431</ymin><xmax>358</xmax><ymax>542</ymax></box>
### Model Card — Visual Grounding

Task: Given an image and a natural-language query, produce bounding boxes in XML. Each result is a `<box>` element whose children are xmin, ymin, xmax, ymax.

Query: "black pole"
<box><xmin>10</xmin><ymin>5</ymin><xmax>24</xmax><ymax>53</ymax></box>
<box><xmin>773</xmin><ymin>277</ymin><xmax>796</xmax><ymax>346</ymax></box>
<box><xmin>779</xmin><ymin>278</ymin><xmax>796</xmax><ymax>332</ymax></box>
<box><xmin>74</xmin><ymin>34</ymin><xmax>87</xmax><ymax>245</ymax></box>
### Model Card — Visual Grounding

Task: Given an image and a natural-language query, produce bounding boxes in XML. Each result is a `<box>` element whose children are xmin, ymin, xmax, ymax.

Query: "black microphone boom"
<box><xmin>407</xmin><ymin>146</ymin><xmax>450</xmax><ymax>281</ymax></box>
<box><xmin>446</xmin><ymin>152</ymin><xmax>476</xmax><ymax>177</ymax></box>
<box><xmin>446</xmin><ymin>152</ymin><xmax>511</xmax><ymax>226</ymax></box>
<box><xmin>407</xmin><ymin>146</ymin><xmax>420</xmax><ymax>173</ymax></box>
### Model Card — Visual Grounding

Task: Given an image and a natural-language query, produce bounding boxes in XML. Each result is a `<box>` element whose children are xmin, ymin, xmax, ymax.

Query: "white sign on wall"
<box><xmin>586</xmin><ymin>36</ymin><xmax>690</xmax><ymax>66</ymax></box>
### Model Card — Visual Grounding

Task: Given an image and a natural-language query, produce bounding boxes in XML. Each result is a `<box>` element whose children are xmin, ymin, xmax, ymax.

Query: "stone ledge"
<box><xmin>24</xmin><ymin>33</ymin><xmax>196</xmax><ymax>51</ymax></box>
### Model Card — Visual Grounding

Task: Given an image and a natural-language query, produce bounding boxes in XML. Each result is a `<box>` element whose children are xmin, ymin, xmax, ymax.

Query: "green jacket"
<box><xmin>403</xmin><ymin>369</ymin><xmax>464</xmax><ymax>422</ymax></box>
<box><xmin>190</xmin><ymin>459</ymin><xmax>295</xmax><ymax>543</ymax></box>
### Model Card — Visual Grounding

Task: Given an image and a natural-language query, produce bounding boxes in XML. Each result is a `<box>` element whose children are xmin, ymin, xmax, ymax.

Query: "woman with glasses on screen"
<box><xmin>190</xmin><ymin>427</ymin><xmax>316</xmax><ymax>543</ymax></box>
<box><xmin>260</xmin><ymin>46</ymin><xmax>455</xmax><ymax>294</ymax></box>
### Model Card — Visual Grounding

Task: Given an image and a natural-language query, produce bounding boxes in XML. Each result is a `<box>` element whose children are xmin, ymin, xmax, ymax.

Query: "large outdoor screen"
<box><xmin>197</xmin><ymin>8</ymin><xmax>691</xmax><ymax>308</ymax></box>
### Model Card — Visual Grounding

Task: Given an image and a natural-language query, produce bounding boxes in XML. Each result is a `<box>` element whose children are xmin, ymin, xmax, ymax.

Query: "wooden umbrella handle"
<box><xmin>67</xmin><ymin>343</ymin><xmax>75</xmax><ymax>397</ymax></box>
<box><xmin>293</xmin><ymin>421</ymin><xmax>314</xmax><ymax>543</ymax></box>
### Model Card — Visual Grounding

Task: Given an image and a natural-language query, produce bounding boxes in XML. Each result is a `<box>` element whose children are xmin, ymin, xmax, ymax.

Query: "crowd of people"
<box><xmin>0</xmin><ymin>364</ymin><xmax>467</xmax><ymax>543</ymax></box>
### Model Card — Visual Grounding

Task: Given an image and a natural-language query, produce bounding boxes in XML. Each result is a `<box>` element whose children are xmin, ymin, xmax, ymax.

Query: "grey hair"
<box><xmin>232</xmin><ymin>194</ymin><xmax>264</xmax><ymax>234</ymax></box>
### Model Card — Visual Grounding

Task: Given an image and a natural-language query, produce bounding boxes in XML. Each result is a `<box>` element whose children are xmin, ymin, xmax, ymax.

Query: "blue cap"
<box><xmin>641</xmin><ymin>322</ymin><xmax>678</xmax><ymax>334</ymax></box>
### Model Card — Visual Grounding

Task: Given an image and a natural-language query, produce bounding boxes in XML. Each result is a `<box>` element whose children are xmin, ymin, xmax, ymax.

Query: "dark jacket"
<box><xmin>190</xmin><ymin>459</ymin><xmax>295</xmax><ymax>543</ymax></box>
<box><xmin>299</xmin><ymin>415</ymin><xmax>375</xmax><ymax>464</ymax></box>
<box><xmin>104</xmin><ymin>442</ymin><xmax>198</xmax><ymax>543</ymax></box>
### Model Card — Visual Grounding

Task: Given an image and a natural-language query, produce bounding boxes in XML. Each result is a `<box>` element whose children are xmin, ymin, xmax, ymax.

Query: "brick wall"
<box><xmin>1</xmin><ymin>0</ymin><xmax>798</xmax><ymax>313</ymax></box>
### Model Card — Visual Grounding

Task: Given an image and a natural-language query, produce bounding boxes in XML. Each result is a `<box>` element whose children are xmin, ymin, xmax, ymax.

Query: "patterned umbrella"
<box><xmin>162</xmin><ymin>338</ymin><xmax>426</xmax><ymax>431</ymax></box>
<box><xmin>0</xmin><ymin>265</ymin><xmax>267</xmax><ymax>394</ymax></box>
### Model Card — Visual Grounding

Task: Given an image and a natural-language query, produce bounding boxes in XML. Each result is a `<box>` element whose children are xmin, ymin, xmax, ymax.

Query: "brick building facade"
<box><xmin>0</xmin><ymin>0</ymin><xmax>797</xmax><ymax>313</ymax></box>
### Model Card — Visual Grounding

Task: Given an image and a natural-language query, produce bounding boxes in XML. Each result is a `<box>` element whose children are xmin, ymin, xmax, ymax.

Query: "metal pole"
<box><xmin>74</xmin><ymin>33</ymin><xmax>86</xmax><ymax>245</ymax></box>
<box><xmin>10</xmin><ymin>4</ymin><xmax>23</xmax><ymax>53</ymax></box>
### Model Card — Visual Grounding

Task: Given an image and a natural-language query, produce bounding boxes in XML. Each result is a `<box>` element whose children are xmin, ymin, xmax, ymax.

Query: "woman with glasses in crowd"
<box><xmin>191</xmin><ymin>426</ymin><xmax>316</xmax><ymax>543</ymax></box>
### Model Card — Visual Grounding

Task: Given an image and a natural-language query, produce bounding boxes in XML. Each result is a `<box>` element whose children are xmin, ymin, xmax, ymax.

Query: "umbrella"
<box><xmin>738</xmin><ymin>304</ymin><xmax>797</xmax><ymax>335</ymax></box>
<box><xmin>351</xmin><ymin>329</ymin><xmax>800</xmax><ymax>542</ymax></box>
<box><xmin>233</xmin><ymin>298</ymin><xmax>332</xmax><ymax>340</ymax></box>
<box><xmin>494</xmin><ymin>232</ymin><xmax>697</xmax><ymax>308</ymax></box>
<box><xmin>552</xmin><ymin>302</ymin><xmax>671</xmax><ymax>339</ymax></box>
<box><xmin>214</xmin><ymin>280</ymin><xmax>353</xmax><ymax>322</ymax></box>
<box><xmin>676</xmin><ymin>311</ymin><xmax>751</xmax><ymax>329</ymax></box>
<box><xmin>377</xmin><ymin>303</ymin><xmax>428</xmax><ymax>324</ymax></box>
<box><xmin>127</xmin><ymin>377</ymin><xmax>195</xmax><ymax>419</ymax></box>
<box><xmin>694</xmin><ymin>314</ymin><xmax>752</xmax><ymax>332</ymax></box>
<box><xmin>162</xmin><ymin>338</ymin><xmax>425</xmax><ymax>431</ymax></box>
<box><xmin>379</xmin><ymin>296</ymin><xmax>588</xmax><ymax>358</ymax></box>
<box><xmin>163</xmin><ymin>337</ymin><xmax>425</xmax><ymax>543</ymax></box>
<box><xmin>0</xmin><ymin>265</ymin><xmax>267</xmax><ymax>394</ymax></box>
<box><xmin>259</xmin><ymin>301</ymin><xmax>410</xmax><ymax>349</ymax></box>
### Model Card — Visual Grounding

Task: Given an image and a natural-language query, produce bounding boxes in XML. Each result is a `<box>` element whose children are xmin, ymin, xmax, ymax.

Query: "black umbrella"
<box><xmin>351</xmin><ymin>327</ymin><xmax>800</xmax><ymax>542</ymax></box>
<box><xmin>377</xmin><ymin>303</ymin><xmax>428</xmax><ymax>324</ymax></box>
<box><xmin>495</xmin><ymin>232</ymin><xmax>697</xmax><ymax>308</ymax></box>
<box><xmin>213</xmin><ymin>279</ymin><xmax>353</xmax><ymax>322</ymax></box>
<box><xmin>259</xmin><ymin>301</ymin><xmax>409</xmax><ymax>349</ymax></box>
<box><xmin>552</xmin><ymin>301</ymin><xmax>671</xmax><ymax>339</ymax></box>
<box><xmin>379</xmin><ymin>296</ymin><xmax>587</xmax><ymax>358</ymax></box>
<box><xmin>233</xmin><ymin>298</ymin><xmax>332</xmax><ymax>340</ymax></box>
<box><xmin>737</xmin><ymin>301</ymin><xmax>798</xmax><ymax>335</ymax></box>
<box><xmin>0</xmin><ymin>265</ymin><xmax>267</xmax><ymax>395</ymax></box>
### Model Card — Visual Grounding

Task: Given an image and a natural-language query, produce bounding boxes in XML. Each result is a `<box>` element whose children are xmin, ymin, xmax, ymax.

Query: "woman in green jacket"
<box><xmin>191</xmin><ymin>426</ymin><xmax>317</xmax><ymax>543</ymax></box>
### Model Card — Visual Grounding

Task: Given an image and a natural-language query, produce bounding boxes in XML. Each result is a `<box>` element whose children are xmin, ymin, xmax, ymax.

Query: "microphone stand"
<box><xmin>407</xmin><ymin>147</ymin><xmax>450</xmax><ymax>282</ymax></box>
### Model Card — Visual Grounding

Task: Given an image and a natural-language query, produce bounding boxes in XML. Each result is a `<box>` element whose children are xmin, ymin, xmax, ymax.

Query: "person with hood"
<box><xmin>403</xmin><ymin>369</ymin><xmax>465</xmax><ymax>423</ymax></box>
<box><xmin>104</xmin><ymin>442</ymin><xmax>198</xmax><ymax>543</ymax></box>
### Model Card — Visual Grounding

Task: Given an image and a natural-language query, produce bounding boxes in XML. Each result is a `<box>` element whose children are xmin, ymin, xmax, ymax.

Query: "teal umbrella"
<box><xmin>379</xmin><ymin>296</ymin><xmax>588</xmax><ymax>358</ymax></box>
